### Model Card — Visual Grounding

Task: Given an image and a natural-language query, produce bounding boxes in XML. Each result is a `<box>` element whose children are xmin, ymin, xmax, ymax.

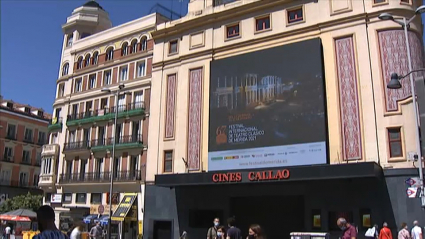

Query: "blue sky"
<box><xmin>0</xmin><ymin>0</ymin><xmax>189</xmax><ymax>112</ymax></box>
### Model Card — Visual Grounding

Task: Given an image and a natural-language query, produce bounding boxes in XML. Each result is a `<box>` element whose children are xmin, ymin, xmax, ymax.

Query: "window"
<box><xmin>134</xmin><ymin>91</ymin><xmax>144</xmax><ymax>109</ymax></box>
<box><xmin>137</xmin><ymin>61</ymin><xmax>146</xmax><ymax>78</ymax></box>
<box><xmin>6</xmin><ymin>124</ymin><xmax>16</xmax><ymax>140</ymax></box>
<box><xmin>89</xmin><ymin>74</ymin><xmax>96</xmax><ymax>89</ymax></box>
<box><xmin>80</xmin><ymin>32</ymin><xmax>90</xmax><ymax>39</ymax></box>
<box><xmin>103</xmin><ymin>70</ymin><xmax>112</xmax><ymax>85</ymax></box>
<box><xmin>24</xmin><ymin>128</ymin><xmax>33</xmax><ymax>142</ymax></box>
<box><xmin>226</xmin><ymin>24</ymin><xmax>240</xmax><ymax>39</ymax></box>
<box><xmin>66</xmin><ymin>34</ymin><xmax>73</xmax><ymax>47</ymax></box>
<box><xmin>400</xmin><ymin>0</ymin><xmax>409</xmax><ymax>3</ymax></box>
<box><xmin>388</xmin><ymin>128</ymin><xmax>403</xmax><ymax>158</ymax></box>
<box><xmin>76</xmin><ymin>193</ymin><xmax>86</xmax><ymax>203</ymax></box>
<box><xmin>37</xmin><ymin>111</ymin><xmax>44</xmax><ymax>117</ymax></box>
<box><xmin>287</xmin><ymin>7</ymin><xmax>304</xmax><ymax>23</ymax></box>
<box><xmin>6</xmin><ymin>102</ymin><xmax>13</xmax><ymax>109</ymax></box>
<box><xmin>84</xmin><ymin>55</ymin><xmax>91</xmax><ymax>67</ymax></box>
<box><xmin>100</xmin><ymin>98</ymin><xmax>108</xmax><ymax>109</ymax></box>
<box><xmin>91</xmin><ymin>193</ymin><xmax>102</xmax><ymax>204</ymax></box>
<box><xmin>373</xmin><ymin>0</ymin><xmax>387</xmax><ymax>3</ymax></box>
<box><xmin>121</xmin><ymin>42</ymin><xmax>129</xmax><ymax>56</ymax></box>
<box><xmin>213</xmin><ymin>0</ymin><xmax>238</xmax><ymax>6</ymax></box>
<box><xmin>92</xmin><ymin>52</ymin><xmax>99</xmax><ymax>65</ymax></box>
<box><xmin>22</xmin><ymin>150</ymin><xmax>30</xmax><ymax>163</ymax></box>
<box><xmin>169</xmin><ymin>40</ymin><xmax>178</xmax><ymax>54</ymax></box>
<box><xmin>62</xmin><ymin>63</ymin><xmax>69</xmax><ymax>76</ymax></box>
<box><xmin>42</xmin><ymin>157</ymin><xmax>52</xmax><ymax>174</ymax></box>
<box><xmin>106</xmin><ymin>47</ymin><xmax>114</xmax><ymax>61</ymax></box>
<box><xmin>75</xmin><ymin>78</ymin><xmax>82</xmax><ymax>92</ymax></box>
<box><xmin>38</xmin><ymin>132</ymin><xmax>46</xmax><ymax>145</ymax></box>
<box><xmin>58</xmin><ymin>84</ymin><xmax>65</xmax><ymax>97</ymax></box>
<box><xmin>19</xmin><ymin>172</ymin><xmax>28</xmax><ymax>187</ymax></box>
<box><xmin>120</xmin><ymin>66</ymin><xmax>128</xmax><ymax>81</ymax></box>
<box><xmin>256</xmin><ymin>15</ymin><xmax>271</xmax><ymax>32</ymax></box>
<box><xmin>25</xmin><ymin>107</ymin><xmax>31</xmax><ymax>113</ymax></box>
<box><xmin>141</xmin><ymin>37</ymin><xmax>148</xmax><ymax>51</ymax></box>
<box><xmin>77</xmin><ymin>57</ymin><xmax>84</xmax><ymax>69</ymax></box>
<box><xmin>33</xmin><ymin>174</ymin><xmax>39</xmax><ymax>186</ymax></box>
<box><xmin>3</xmin><ymin>147</ymin><xmax>13</xmax><ymax>161</ymax></box>
<box><xmin>36</xmin><ymin>152</ymin><xmax>42</xmax><ymax>166</ymax></box>
<box><xmin>163</xmin><ymin>150</ymin><xmax>173</xmax><ymax>172</ymax></box>
<box><xmin>63</xmin><ymin>193</ymin><xmax>72</xmax><ymax>203</ymax></box>
<box><xmin>0</xmin><ymin>170</ymin><xmax>11</xmax><ymax>183</ymax></box>
<box><xmin>69</xmin><ymin>130</ymin><xmax>76</xmax><ymax>143</ymax></box>
<box><xmin>131</xmin><ymin>40</ymin><xmax>138</xmax><ymax>53</ymax></box>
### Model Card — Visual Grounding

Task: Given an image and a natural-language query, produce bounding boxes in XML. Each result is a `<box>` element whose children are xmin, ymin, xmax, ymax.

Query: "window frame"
<box><xmin>90</xmin><ymin>193</ymin><xmax>102</xmax><ymax>204</ymax></box>
<box><xmin>119</xmin><ymin>65</ymin><xmax>129</xmax><ymax>81</ymax></box>
<box><xmin>24</xmin><ymin>128</ymin><xmax>33</xmax><ymax>142</ymax></box>
<box><xmin>63</xmin><ymin>193</ymin><xmax>72</xmax><ymax>203</ymax></box>
<box><xmin>88</xmin><ymin>74</ymin><xmax>97</xmax><ymax>89</ymax></box>
<box><xmin>388</xmin><ymin>127</ymin><xmax>404</xmax><ymax>159</ymax></box>
<box><xmin>103</xmin><ymin>69</ymin><xmax>112</xmax><ymax>86</ymax></box>
<box><xmin>255</xmin><ymin>15</ymin><xmax>272</xmax><ymax>33</ymax></box>
<box><xmin>168</xmin><ymin>40</ymin><xmax>179</xmax><ymax>55</ymax></box>
<box><xmin>106</xmin><ymin>47</ymin><xmax>114</xmax><ymax>61</ymax></box>
<box><xmin>225</xmin><ymin>23</ymin><xmax>241</xmax><ymax>40</ymax></box>
<box><xmin>287</xmin><ymin>6</ymin><xmax>305</xmax><ymax>25</ymax></box>
<box><xmin>6</xmin><ymin>124</ymin><xmax>16</xmax><ymax>140</ymax></box>
<box><xmin>121</xmin><ymin>43</ymin><xmax>129</xmax><ymax>56</ymax></box>
<box><xmin>75</xmin><ymin>193</ymin><xmax>86</xmax><ymax>204</ymax></box>
<box><xmin>163</xmin><ymin>150</ymin><xmax>174</xmax><ymax>173</ymax></box>
<box><xmin>74</xmin><ymin>78</ymin><xmax>82</xmax><ymax>92</ymax></box>
<box><xmin>372</xmin><ymin>0</ymin><xmax>388</xmax><ymax>5</ymax></box>
<box><xmin>136</xmin><ymin>60</ymin><xmax>146</xmax><ymax>78</ymax></box>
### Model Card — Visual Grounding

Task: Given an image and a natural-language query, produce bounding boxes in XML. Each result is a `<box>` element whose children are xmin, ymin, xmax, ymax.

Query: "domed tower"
<box><xmin>61</xmin><ymin>1</ymin><xmax>112</xmax><ymax>48</ymax></box>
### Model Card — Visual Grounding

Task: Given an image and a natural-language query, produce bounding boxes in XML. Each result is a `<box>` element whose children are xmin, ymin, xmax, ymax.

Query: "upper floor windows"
<box><xmin>226</xmin><ymin>23</ymin><xmax>240</xmax><ymax>39</ymax></box>
<box><xmin>373</xmin><ymin>0</ymin><xmax>387</xmax><ymax>3</ymax></box>
<box><xmin>89</xmin><ymin>74</ymin><xmax>96</xmax><ymax>89</ymax></box>
<box><xmin>84</xmin><ymin>55</ymin><xmax>91</xmax><ymax>67</ymax></box>
<box><xmin>213</xmin><ymin>0</ymin><xmax>238</xmax><ymax>7</ymax></box>
<box><xmin>287</xmin><ymin>7</ymin><xmax>304</xmax><ymax>24</ymax></box>
<box><xmin>66</xmin><ymin>34</ymin><xmax>73</xmax><ymax>47</ymax></box>
<box><xmin>131</xmin><ymin>40</ymin><xmax>138</xmax><ymax>54</ymax></box>
<box><xmin>255</xmin><ymin>15</ymin><xmax>271</xmax><ymax>32</ymax></box>
<box><xmin>74</xmin><ymin>78</ymin><xmax>82</xmax><ymax>93</ymax></box>
<box><xmin>137</xmin><ymin>61</ymin><xmax>146</xmax><ymax>78</ymax></box>
<box><xmin>122</xmin><ymin>42</ymin><xmax>129</xmax><ymax>56</ymax></box>
<box><xmin>62</xmin><ymin>63</ymin><xmax>69</xmax><ymax>76</ymax></box>
<box><xmin>92</xmin><ymin>52</ymin><xmax>99</xmax><ymax>65</ymax></box>
<box><xmin>77</xmin><ymin>57</ymin><xmax>84</xmax><ymax>69</ymax></box>
<box><xmin>388</xmin><ymin>127</ymin><xmax>403</xmax><ymax>158</ymax></box>
<box><xmin>58</xmin><ymin>83</ymin><xmax>65</xmax><ymax>97</ymax></box>
<box><xmin>104</xmin><ymin>70</ymin><xmax>112</xmax><ymax>85</ymax></box>
<box><xmin>141</xmin><ymin>37</ymin><xmax>148</xmax><ymax>52</ymax></box>
<box><xmin>119</xmin><ymin>66</ymin><xmax>128</xmax><ymax>81</ymax></box>
<box><xmin>106</xmin><ymin>47</ymin><xmax>114</xmax><ymax>61</ymax></box>
<box><xmin>169</xmin><ymin>40</ymin><xmax>178</xmax><ymax>55</ymax></box>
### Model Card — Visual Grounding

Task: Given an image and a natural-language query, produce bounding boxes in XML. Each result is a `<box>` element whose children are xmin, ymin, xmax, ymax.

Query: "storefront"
<box><xmin>143</xmin><ymin>162</ymin><xmax>398</xmax><ymax>239</ymax></box>
<box><xmin>111</xmin><ymin>193</ymin><xmax>140</xmax><ymax>239</ymax></box>
<box><xmin>82</xmin><ymin>204</ymin><xmax>119</xmax><ymax>235</ymax></box>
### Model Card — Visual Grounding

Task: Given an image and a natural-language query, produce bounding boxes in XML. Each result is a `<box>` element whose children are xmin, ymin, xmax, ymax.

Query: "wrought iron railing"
<box><xmin>67</xmin><ymin>102</ymin><xmax>145</xmax><ymax>121</ymax></box>
<box><xmin>91</xmin><ymin>134</ymin><xmax>142</xmax><ymax>147</ymax></box>
<box><xmin>59</xmin><ymin>170</ymin><xmax>144</xmax><ymax>183</ymax></box>
<box><xmin>63</xmin><ymin>141</ymin><xmax>91</xmax><ymax>151</ymax></box>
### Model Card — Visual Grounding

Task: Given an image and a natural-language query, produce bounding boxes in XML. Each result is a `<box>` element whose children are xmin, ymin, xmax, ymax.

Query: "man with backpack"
<box><xmin>207</xmin><ymin>218</ymin><xmax>220</xmax><ymax>239</ymax></box>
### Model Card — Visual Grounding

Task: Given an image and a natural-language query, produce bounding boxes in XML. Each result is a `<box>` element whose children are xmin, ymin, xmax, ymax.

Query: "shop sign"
<box><xmin>51</xmin><ymin>194</ymin><xmax>62</xmax><ymax>203</ymax></box>
<box><xmin>90</xmin><ymin>205</ymin><xmax>118</xmax><ymax>215</ymax></box>
<box><xmin>212</xmin><ymin>169</ymin><xmax>290</xmax><ymax>183</ymax></box>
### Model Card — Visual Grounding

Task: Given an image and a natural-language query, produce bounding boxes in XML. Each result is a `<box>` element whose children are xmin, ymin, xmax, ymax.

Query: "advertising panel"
<box><xmin>208</xmin><ymin>38</ymin><xmax>327</xmax><ymax>171</ymax></box>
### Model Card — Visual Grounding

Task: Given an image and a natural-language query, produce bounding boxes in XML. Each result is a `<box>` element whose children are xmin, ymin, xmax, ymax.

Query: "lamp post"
<box><xmin>101</xmin><ymin>83</ymin><xmax>125</xmax><ymax>239</ymax></box>
<box><xmin>379</xmin><ymin>6</ymin><xmax>425</xmax><ymax>207</ymax></box>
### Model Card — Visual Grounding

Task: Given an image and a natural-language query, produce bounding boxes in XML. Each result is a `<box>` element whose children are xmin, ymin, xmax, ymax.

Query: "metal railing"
<box><xmin>91</xmin><ymin>134</ymin><xmax>143</xmax><ymax>147</ymax></box>
<box><xmin>67</xmin><ymin>102</ymin><xmax>145</xmax><ymax>121</ymax></box>
<box><xmin>2</xmin><ymin>156</ymin><xmax>13</xmax><ymax>163</ymax></box>
<box><xmin>63</xmin><ymin>141</ymin><xmax>91</xmax><ymax>151</ymax></box>
<box><xmin>59</xmin><ymin>170</ymin><xmax>144</xmax><ymax>183</ymax></box>
<box><xmin>20</xmin><ymin>158</ymin><xmax>32</xmax><ymax>165</ymax></box>
<box><xmin>5</xmin><ymin>134</ymin><xmax>16</xmax><ymax>140</ymax></box>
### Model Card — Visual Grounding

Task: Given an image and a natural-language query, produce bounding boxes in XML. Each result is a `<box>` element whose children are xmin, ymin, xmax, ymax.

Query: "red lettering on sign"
<box><xmin>214</xmin><ymin>170</ymin><xmax>290</xmax><ymax>183</ymax></box>
<box><xmin>212</xmin><ymin>173</ymin><xmax>242</xmax><ymax>182</ymax></box>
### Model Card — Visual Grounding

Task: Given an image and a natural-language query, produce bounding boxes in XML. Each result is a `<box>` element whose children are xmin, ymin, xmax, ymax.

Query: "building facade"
<box><xmin>38</xmin><ymin>1</ymin><xmax>168</xmax><ymax>236</ymax></box>
<box><xmin>144</xmin><ymin>0</ymin><xmax>425</xmax><ymax>238</ymax></box>
<box><xmin>0</xmin><ymin>97</ymin><xmax>49</xmax><ymax>201</ymax></box>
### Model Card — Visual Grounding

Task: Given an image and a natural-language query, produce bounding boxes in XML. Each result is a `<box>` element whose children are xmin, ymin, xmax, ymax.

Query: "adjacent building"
<box><xmin>144</xmin><ymin>0</ymin><xmax>425</xmax><ymax>238</ymax></box>
<box><xmin>0</xmin><ymin>96</ymin><xmax>49</xmax><ymax>200</ymax></box>
<box><xmin>38</xmin><ymin>1</ymin><xmax>168</xmax><ymax>235</ymax></box>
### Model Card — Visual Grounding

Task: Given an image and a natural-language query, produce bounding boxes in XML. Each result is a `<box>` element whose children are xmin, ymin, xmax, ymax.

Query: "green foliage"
<box><xmin>0</xmin><ymin>192</ymin><xmax>43</xmax><ymax>213</ymax></box>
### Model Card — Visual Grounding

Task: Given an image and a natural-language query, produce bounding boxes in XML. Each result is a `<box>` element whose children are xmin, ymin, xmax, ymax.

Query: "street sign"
<box><xmin>405</xmin><ymin>177</ymin><xmax>422</xmax><ymax>187</ymax></box>
<box><xmin>407</xmin><ymin>187</ymin><xmax>419</xmax><ymax>198</ymax></box>
<box><xmin>98</xmin><ymin>205</ymin><xmax>104</xmax><ymax>214</ymax></box>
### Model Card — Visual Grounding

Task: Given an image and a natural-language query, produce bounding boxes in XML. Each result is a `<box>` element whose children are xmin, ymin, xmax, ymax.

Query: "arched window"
<box><xmin>77</xmin><ymin>57</ymin><xmax>84</xmax><ymax>69</ymax></box>
<box><xmin>92</xmin><ymin>52</ymin><xmax>99</xmax><ymax>65</ymax></box>
<box><xmin>84</xmin><ymin>55</ymin><xmax>91</xmax><ymax>67</ymax></box>
<box><xmin>130</xmin><ymin>40</ymin><xmax>138</xmax><ymax>54</ymax></box>
<box><xmin>141</xmin><ymin>37</ymin><xmax>147</xmax><ymax>51</ymax></box>
<box><xmin>121</xmin><ymin>42</ymin><xmax>128</xmax><ymax>56</ymax></box>
<box><xmin>106</xmin><ymin>47</ymin><xmax>114</xmax><ymax>61</ymax></box>
<box><xmin>62</xmin><ymin>63</ymin><xmax>69</xmax><ymax>76</ymax></box>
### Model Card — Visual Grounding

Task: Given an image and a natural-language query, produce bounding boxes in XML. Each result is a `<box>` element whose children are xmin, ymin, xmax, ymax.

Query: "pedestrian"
<box><xmin>4</xmin><ymin>225</ymin><xmax>11</xmax><ymax>239</ymax></box>
<box><xmin>217</xmin><ymin>226</ymin><xmax>226</xmax><ymax>239</ymax></box>
<box><xmin>70</xmin><ymin>224</ymin><xmax>83</xmax><ymax>239</ymax></box>
<box><xmin>337</xmin><ymin>218</ymin><xmax>358</xmax><ymax>239</ymax></box>
<box><xmin>247</xmin><ymin>224</ymin><xmax>265</xmax><ymax>239</ymax></box>
<box><xmin>379</xmin><ymin>222</ymin><xmax>393</xmax><ymax>239</ymax></box>
<box><xmin>207</xmin><ymin>218</ymin><xmax>220</xmax><ymax>239</ymax></box>
<box><xmin>398</xmin><ymin>222</ymin><xmax>410</xmax><ymax>239</ymax></box>
<box><xmin>411</xmin><ymin>221</ymin><xmax>423</xmax><ymax>239</ymax></box>
<box><xmin>33</xmin><ymin>205</ymin><xmax>68</xmax><ymax>239</ymax></box>
<box><xmin>89</xmin><ymin>222</ymin><xmax>102</xmax><ymax>239</ymax></box>
<box><xmin>366</xmin><ymin>224</ymin><xmax>379</xmax><ymax>239</ymax></box>
<box><xmin>226</xmin><ymin>217</ymin><xmax>241</xmax><ymax>239</ymax></box>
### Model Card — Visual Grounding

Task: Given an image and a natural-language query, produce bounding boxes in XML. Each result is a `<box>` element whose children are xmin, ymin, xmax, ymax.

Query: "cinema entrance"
<box><xmin>144</xmin><ymin>162</ymin><xmax>394</xmax><ymax>239</ymax></box>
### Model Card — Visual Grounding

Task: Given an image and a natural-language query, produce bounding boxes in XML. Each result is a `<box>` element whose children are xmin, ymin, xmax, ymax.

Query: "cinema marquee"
<box><xmin>212</xmin><ymin>169</ymin><xmax>290</xmax><ymax>183</ymax></box>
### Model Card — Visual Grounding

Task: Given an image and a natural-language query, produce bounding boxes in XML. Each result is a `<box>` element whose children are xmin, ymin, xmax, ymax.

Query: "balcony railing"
<box><xmin>59</xmin><ymin>170</ymin><xmax>144</xmax><ymax>183</ymax></box>
<box><xmin>2</xmin><ymin>156</ymin><xmax>14</xmax><ymax>163</ymax></box>
<box><xmin>213</xmin><ymin>0</ymin><xmax>239</xmax><ymax>6</ymax></box>
<box><xmin>90</xmin><ymin>134</ymin><xmax>143</xmax><ymax>152</ymax></box>
<box><xmin>48</xmin><ymin>117</ymin><xmax>63</xmax><ymax>132</ymax></box>
<box><xmin>0</xmin><ymin>179</ymin><xmax>36</xmax><ymax>188</ymax></box>
<box><xmin>5</xmin><ymin>134</ymin><xmax>16</xmax><ymax>140</ymax></box>
<box><xmin>42</xmin><ymin>144</ymin><xmax>59</xmax><ymax>156</ymax></box>
<box><xmin>63</xmin><ymin>141</ymin><xmax>90</xmax><ymax>151</ymax></box>
<box><xmin>66</xmin><ymin>102</ymin><xmax>145</xmax><ymax>126</ymax></box>
<box><xmin>20</xmin><ymin>158</ymin><xmax>32</xmax><ymax>165</ymax></box>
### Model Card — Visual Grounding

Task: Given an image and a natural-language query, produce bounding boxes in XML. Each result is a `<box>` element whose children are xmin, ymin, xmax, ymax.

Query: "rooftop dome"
<box><xmin>82</xmin><ymin>1</ymin><xmax>104</xmax><ymax>10</ymax></box>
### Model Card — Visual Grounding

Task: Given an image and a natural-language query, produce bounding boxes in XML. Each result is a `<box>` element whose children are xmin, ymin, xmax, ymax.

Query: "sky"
<box><xmin>0</xmin><ymin>0</ymin><xmax>189</xmax><ymax>112</ymax></box>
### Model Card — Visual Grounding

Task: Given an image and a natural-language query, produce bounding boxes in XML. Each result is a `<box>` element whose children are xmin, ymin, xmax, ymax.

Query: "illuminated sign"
<box><xmin>212</xmin><ymin>169</ymin><xmax>290</xmax><ymax>183</ymax></box>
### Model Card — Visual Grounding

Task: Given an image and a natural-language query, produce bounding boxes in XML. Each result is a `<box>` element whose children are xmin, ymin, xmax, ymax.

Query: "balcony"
<box><xmin>59</xmin><ymin>170</ymin><xmax>144</xmax><ymax>184</ymax></box>
<box><xmin>90</xmin><ymin>134</ymin><xmax>143</xmax><ymax>153</ymax></box>
<box><xmin>42</xmin><ymin>144</ymin><xmax>60</xmax><ymax>157</ymax></box>
<box><xmin>63</xmin><ymin>141</ymin><xmax>90</xmax><ymax>151</ymax></box>
<box><xmin>38</xmin><ymin>174</ymin><xmax>55</xmax><ymax>189</ymax></box>
<box><xmin>2</xmin><ymin>156</ymin><xmax>14</xmax><ymax>163</ymax></box>
<box><xmin>48</xmin><ymin>117</ymin><xmax>63</xmax><ymax>132</ymax></box>
<box><xmin>66</xmin><ymin>102</ymin><xmax>145</xmax><ymax>127</ymax></box>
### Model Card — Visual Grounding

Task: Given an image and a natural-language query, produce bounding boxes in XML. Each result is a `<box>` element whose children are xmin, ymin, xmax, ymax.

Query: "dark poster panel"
<box><xmin>208</xmin><ymin>38</ymin><xmax>327</xmax><ymax>171</ymax></box>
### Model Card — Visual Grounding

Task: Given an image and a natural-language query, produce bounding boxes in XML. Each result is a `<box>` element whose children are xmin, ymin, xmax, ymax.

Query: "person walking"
<box><xmin>89</xmin><ymin>222</ymin><xmax>103</xmax><ymax>239</ymax></box>
<box><xmin>4</xmin><ymin>225</ymin><xmax>11</xmax><ymax>239</ymax></box>
<box><xmin>337</xmin><ymin>218</ymin><xmax>357</xmax><ymax>239</ymax></box>
<box><xmin>247</xmin><ymin>224</ymin><xmax>265</xmax><ymax>239</ymax></box>
<box><xmin>226</xmin><ymin>217</ymin><xmax>241</xmax><ymax>239</ymax></box>
<box><xmin>379</xmin><ymin>222</ymin><xmax>393</xmax><ymax>239</ymax></box>
<box><xmin>70</xmin><ymin>224</ymin><xmax>83</xmax><ymax>239</ymax></box>
<box><xmin>207</xmin><ymin>218</ymin><xmax>220</xmax><ymax>239</ymax></box>
<box><xmin>33</xmin><ymin>205</ymin><xmax>68</xmax><ymax>239</ymax></box>
<box><xmin>412</xmin><ymin>221</ymin><xmax>423</xmax><ymax>239</ymax></box>
<box><xmin>398</xmin><ymin>223</ymin><xmax>410</xmax><ymax>239</ymax></box>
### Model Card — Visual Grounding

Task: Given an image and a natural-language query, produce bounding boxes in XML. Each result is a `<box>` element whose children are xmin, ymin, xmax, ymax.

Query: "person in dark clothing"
<box><xmin>226</xmin><ymin>217</ymin><xmax>241</xmax><ymax>239</ymax></box>
<box><xmin>247</xmin><ymin>224</ymin><xmax>265</xmax><ymax>239</ymax></box>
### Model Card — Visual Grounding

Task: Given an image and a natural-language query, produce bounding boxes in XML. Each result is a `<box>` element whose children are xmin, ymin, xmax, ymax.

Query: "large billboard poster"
<box><xmin>208</xmin><ymin>38</ymin><xmax>327</xmax><ymax>171</ymax></box>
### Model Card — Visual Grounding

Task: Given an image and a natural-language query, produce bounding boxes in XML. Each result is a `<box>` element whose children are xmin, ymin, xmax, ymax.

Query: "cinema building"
<box><xmin>38</xmin><ymin>1</ymin><xmax>168</xmax><ymax>237</ymax></box>
<box><xmin>144</xmin><ymin>0</ymin><xmax>425</xmax><ymax>238</ymax></box>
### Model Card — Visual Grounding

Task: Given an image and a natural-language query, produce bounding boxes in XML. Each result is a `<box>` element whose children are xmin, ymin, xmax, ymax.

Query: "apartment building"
<box><xmin>144</xmin><ymin>0</ymin><xmax>425</xmax><ymax>238</ymax></box>
<box><xmin>38</xmin><ymin>1</ymin><xmax>168</xmax><ymax>235</ymax></box>
<box><xmin>0</xmin><ymin>97</ymin><xmax>49</xmax><ymax>199</ymax></box>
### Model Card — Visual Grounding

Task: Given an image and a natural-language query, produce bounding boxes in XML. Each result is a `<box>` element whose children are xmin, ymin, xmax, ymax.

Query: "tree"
<box><xmin>0</xmin><ymin>192</ymin><xmax>43</xmax><ymax>213</ymax></box>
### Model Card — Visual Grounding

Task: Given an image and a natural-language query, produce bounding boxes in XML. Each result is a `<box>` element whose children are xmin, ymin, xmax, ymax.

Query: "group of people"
<box><xmin>206</xmin><ymin>217</ymin><xmax>264</xmax><ymax>239</ymax></box>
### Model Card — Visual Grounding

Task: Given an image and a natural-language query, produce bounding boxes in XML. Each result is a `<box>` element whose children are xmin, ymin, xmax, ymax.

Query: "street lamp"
<box><xmin>380</xmin><ymin>6</ymin><xmax>425</xmax><ymax>207</ymax></box>
<box><xmin>101</xmin><ymin>83</ymin><xmax>125</xmax><ymax>239</ymax></box>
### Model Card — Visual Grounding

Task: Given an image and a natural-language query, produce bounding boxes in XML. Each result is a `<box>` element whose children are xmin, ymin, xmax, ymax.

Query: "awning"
<box><xmin>0</xmin><ymin>215</ymin><xmax>31</xmax><ymax>222</ymax></box>
<box><xmin>155</xmin><ymin>162</ymin><xmax>383</xmax><ymax>187</ymax></box>
<box><xmin>83</xmin><ymin>214</ymin><xmax>100</xmax><ymax>224</ymax></box>
<box><xmin>111</xmin><ymin>193</ymin><xmax>137</xmax><ymax>222</ymax></box>
<box><xmin>94</xmin><ymin>215</ymin><xmax>109</xmax><ymax>226</ymax></box>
